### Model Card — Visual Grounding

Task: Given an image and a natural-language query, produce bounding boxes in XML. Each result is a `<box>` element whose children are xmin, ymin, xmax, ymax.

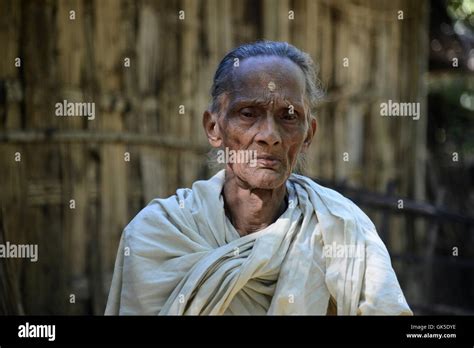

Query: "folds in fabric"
<box><xmin>105</xmin><ymin>170</ymin><xmax>412</xmax><ymax>316</ymax></box>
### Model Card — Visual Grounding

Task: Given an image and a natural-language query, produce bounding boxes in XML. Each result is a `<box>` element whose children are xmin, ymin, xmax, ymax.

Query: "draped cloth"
<box><xmin>105</xmin><ymin>170</ymin><xmax>412</xmax><ymax>315</ymax></box>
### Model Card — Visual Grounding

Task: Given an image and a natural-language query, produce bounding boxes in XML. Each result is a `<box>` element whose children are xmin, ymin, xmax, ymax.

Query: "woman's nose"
<box><xmin>255</xmin><ymin>114</ymin><xmax>282</xmax><ymax>146</ymax></box>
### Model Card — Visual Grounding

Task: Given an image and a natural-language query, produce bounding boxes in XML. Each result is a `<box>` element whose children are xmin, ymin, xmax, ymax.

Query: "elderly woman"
<box><xmin>105</xmin><ymin>41</ymin><xmax>412</xmax><ymax>315</ymax></box>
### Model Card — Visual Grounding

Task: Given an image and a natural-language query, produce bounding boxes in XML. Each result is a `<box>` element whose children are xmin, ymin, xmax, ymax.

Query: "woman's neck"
<box><xmin>222</xmin><ymin>170</ymin><xmax>288</xmax><ymax>237</ymax></box>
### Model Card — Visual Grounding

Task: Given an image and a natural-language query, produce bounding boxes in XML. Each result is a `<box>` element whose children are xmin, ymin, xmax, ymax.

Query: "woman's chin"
<box><xmin>237</xmin><ymin>167</ymin><xmax>289</xmax><ymax>189</ymax></box>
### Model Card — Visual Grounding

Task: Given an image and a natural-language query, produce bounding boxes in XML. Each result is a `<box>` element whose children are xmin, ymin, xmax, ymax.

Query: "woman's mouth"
<box><xmin>256</xmin><ymin>154</ymin><xmax>281</xmax><ymax>167</ymax></box>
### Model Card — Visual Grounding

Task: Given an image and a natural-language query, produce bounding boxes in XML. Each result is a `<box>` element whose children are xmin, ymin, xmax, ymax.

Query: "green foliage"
<box><xmin>447</xmin><ymin>0</ymin><xmax>474</xmax><ymax>27</ymax></box>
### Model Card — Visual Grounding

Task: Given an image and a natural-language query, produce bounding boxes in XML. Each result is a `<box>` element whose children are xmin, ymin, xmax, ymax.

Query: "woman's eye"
<box><xmin>282</xmin><ymin>113</ymin><xmax>298</xmax><ymax>120</ymax></box>
<box><xmin>239</xmin><ymin>109</ymin><xmax>255</xmax><ymax>118</ymax></box>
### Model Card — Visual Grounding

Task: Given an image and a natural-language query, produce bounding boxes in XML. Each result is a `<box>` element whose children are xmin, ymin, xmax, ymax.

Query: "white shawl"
<box><xmin>105</xmin><ymin>170</ymin><xmax>412</xmax><ymax>315</ymax></box>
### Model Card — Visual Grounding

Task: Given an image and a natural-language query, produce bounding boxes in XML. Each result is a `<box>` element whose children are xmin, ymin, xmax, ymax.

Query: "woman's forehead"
<box><xmin>228</xmin><ymin>56</ymin><xmax>306</xmax><ymax>102</ymax></box>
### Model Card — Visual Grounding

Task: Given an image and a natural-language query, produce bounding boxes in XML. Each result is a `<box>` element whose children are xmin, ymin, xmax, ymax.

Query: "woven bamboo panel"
<box><xmin>0</xmin><ymin>0</ymin><xmax>428</xmax><ymax>314</ymax></box>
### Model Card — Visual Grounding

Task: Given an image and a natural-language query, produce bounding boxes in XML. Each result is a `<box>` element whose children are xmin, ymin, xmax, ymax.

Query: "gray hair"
<box><xmin>210</xmin><ymin>40</ymin><xmax>325</xmax><ymax>116</ymax></box>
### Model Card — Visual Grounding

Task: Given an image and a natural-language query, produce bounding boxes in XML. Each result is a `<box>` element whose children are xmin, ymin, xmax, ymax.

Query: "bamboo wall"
<box><xmin>0</xmin><ymin>0</ymin><xmax>429</xmax><ymax>314</ymax></box>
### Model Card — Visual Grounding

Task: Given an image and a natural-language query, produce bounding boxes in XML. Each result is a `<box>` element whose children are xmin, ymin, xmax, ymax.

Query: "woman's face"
<box><xmin>205</xmin><ymin>55</ymin><xmax>316</xmax><ymax>190</ymax></box>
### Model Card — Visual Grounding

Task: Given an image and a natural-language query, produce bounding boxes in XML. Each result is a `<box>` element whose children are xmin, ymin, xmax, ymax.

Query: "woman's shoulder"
<box><xmin>290</xmin><ymin>173</ymin><xmax>376</xmax><ymax>232</ymax></box>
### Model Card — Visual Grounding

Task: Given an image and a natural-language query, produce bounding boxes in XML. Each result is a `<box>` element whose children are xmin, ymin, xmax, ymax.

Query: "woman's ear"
<box><xmin>301</xmin><ymin>116</ymin><xmax>317</xmax><ymax>152</ymax></box>
<box><xmin>203</xmin><ymin>110</ymin><xmax>223</xmax><ymax>148</ymax></box>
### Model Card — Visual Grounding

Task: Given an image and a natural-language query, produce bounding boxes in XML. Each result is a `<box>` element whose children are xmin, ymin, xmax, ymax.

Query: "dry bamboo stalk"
<box><xmin>0</xmin><ymin>0</ymin><xmax>430</xmax><ymax>315</ymax></box>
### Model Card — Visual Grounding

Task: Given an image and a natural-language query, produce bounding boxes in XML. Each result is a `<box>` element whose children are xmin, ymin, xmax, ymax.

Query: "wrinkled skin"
<box><xmin>203</xmin><ymin>56</ymin><xmax>317</xmax><ymax>236</ymax></box>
